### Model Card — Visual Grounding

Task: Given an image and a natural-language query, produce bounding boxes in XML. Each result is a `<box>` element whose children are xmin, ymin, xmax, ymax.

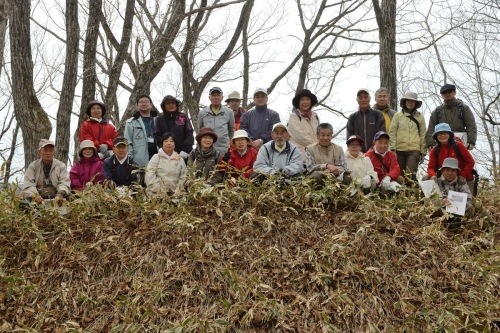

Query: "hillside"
<box><xmin>1</xmin><ymin>179</ymin><xmax>499</xmax><ymax>332</ymax></box>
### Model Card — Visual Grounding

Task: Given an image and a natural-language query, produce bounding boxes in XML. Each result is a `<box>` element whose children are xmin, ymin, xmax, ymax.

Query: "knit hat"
<box><xmin>196</xmin><ymin>127</ymin><xmax>218</xmax><ymax>143</ymax></box>
<box><xmin>225</xmin><ymin>91</ymin><xmax>242</xmax><ymax>103</ymax></box>
<box><xmin>86</xmin><ymin>100</ymin><xmax>107</xmax><ymax>117</ymax></box>
<box><xmin>399</xmin><ymin>92</ymin><xmax>422</xmax><ymax>109</ymax></box>
<box><xmin>79</xmin><ymin>140</ymin><xmax>97</xmax><ymax>158</ymax></box>
<box><xmin>439</xmin><ymin>157</ymin><xmax>460</xmax><ymax>171</ymax></box>
<box><xmin>231</xmin><ymin>129</ymin><xmax>251</xmax><ymax>144</ymax></box>
<box><xmin>292</xmin><ymin>89</ymin><xmax>318</xmax><ymax>109</ymax></box>
<box><xmin>440</xmin><ymin>84</ymin><xmax>456</xmax><ymax>94</ymax></box>
<box><xmin>38</xmin><ymin>139</ymin><xmax>55</xmax><ymax>151</ymax></box>
<box><xmin>346</xmin><ymin>135</ymin><xmax>364</xmax><ymax>146</ymax></box>
<box><xmin>432</xmin><ymin>123</ymin><xmax>454</xmax><ymax>141</ymax></box>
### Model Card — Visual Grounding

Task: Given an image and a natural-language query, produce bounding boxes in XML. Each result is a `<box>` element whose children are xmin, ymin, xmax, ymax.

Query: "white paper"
<box><xmin>445</xmin><ymin>190</ymin><xmax>467</xmax><ymax>216</ymax></box>
<box><xmin>419</xmin><ymin>180</ymin><xmax>442</xmax><ymax>198</ymax></box>
<box><xmin>454</xmin><ymin>132</ymin><xmax>467</xmax><ymax>145</ymax></box>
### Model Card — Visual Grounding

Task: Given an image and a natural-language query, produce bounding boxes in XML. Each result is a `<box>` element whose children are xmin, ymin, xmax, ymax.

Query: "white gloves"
<box><xmin>389</xmin><ymin>181</ymin><xmax>401</xmax><ymax>192</ymax></box>
<box><xmin>380</xmin><ymin>176</ymin><xmax>391</xmax><ymax>191</ymax></box>
<box><xmin>98</xmin><ymin>144</ymin><xmax>109</xmax><ymax>154</ymax></box>
<box><xmin>179</xmin><ymin>151</ymin><xmax>189</xmax><ymax>159</ymax></box>
<box><xmin>361</xmin><ymin>175</ymin><xmax>372</xmax><ymax>188</ymax></box>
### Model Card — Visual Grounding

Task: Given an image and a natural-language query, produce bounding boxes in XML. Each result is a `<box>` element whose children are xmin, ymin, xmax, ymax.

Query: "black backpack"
<box><xmin>435</xmin><ymin>103</ymin><xmax>466</xmax><ymax>132</ymax></box>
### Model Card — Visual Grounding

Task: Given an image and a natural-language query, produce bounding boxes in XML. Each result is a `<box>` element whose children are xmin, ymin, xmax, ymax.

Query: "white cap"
<box><xmin>253</xmin><ymin>87</ymin><xmax>268</xmax><ymax>96</ymax></box>
<box><xmin>272</xmin><ymin>123</ymin><xmax>288</xmax><ymax>132</ymax></box>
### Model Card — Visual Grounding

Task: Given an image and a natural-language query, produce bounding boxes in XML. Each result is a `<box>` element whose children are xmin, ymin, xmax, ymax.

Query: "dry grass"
<box><xmin>1</xmin><ymin>177</ymin><xmax>499</xmax><ymax>332</ymax></box>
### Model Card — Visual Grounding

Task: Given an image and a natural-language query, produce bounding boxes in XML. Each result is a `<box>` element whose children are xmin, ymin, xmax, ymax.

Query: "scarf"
<box><xmin>194</xmin><ymin>146</ymin><xmax>216</xmax><ymax>161</ymax></box>
<box><xmin>299</xmin><ymin>109</ymin><xmax>312</xmax><ymax>120</ymax></box>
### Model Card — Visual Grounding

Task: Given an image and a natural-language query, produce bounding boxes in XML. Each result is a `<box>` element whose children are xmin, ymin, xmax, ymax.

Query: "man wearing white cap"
<box><xmin>346</xmin><ymin>88</ymin><xmax>386</xmax><ymax>153</ymax></box>
<box><xmin>197</xmin><ymin>87</ymin><xmax>235</xmax><ymax>154</ymax></box>
<box><xmin>240</xmin><ymin>87</ymin><xmax>281</xmax><ymax>150</ymax></box>
<box><xmin>225</xmin><ymin>91</ymin><xmax>246</xmax><ymax>131</ymax></box>
<box><xmin>252</xmin><ymin>123</ymin><xmax>303</xmax><ymax>180</ymax></box>
<box><xmin>21</xmin><ymin>139</ymin><xmax>71</xmax><ymax>205</ymax></box>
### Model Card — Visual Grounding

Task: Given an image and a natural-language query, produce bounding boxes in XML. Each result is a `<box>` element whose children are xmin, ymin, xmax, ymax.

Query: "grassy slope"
<box><xmin>0</xmin><ymin>178</ymin><xmax>499</xmax><ymax>332</ymax></box>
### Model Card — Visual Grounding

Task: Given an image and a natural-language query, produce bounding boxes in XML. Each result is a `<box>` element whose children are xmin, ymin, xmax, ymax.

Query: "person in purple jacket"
<box><xmin>70</xmin><ymin>140</ymin><xmax>104</xmax><ymax>190</ymax></box>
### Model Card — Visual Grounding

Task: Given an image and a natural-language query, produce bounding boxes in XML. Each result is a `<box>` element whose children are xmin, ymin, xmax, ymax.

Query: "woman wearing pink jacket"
<box><xmin>70</xmin><ymin>140</ymin><xmax>104</xmax><ymax>190</ymax></box>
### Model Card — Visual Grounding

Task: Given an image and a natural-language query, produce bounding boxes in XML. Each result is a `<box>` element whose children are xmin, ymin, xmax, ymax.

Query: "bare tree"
<box><xmin>0</xmin><ymin>0</ymin><xmax>8</xmax><ymax>77</ymax></box>
<box><xmin>9</xmin><ymin>0</ymin><xmax>51</xmax><ymax>167</ymax></box>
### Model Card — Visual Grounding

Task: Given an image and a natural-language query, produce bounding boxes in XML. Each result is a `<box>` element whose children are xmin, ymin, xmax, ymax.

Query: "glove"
<box><xmin>467</xmin><ymin>143</ymin><xmax>475</xmax><ymax>150</ymax></box>
<box><xmin>430</xmin><ymin>176</ymin><xmax>437</xmax><ymax>181</ymax></box>
<box><xmin>361</xmin><ymin>175</ymin><xmax>371</xmax><ymax>188</ymax></box>
<box><xmin>380</xmin><ymin>176</ymin><xmax>391</xmax><ymax>190</ymax></box>
<box><xmin>389</xmin><ymin>181</ymin><xmax>401</xmax><ymax>192</ymax></box>
<box><xmin>222</xmin><ymin>150</ymin><xmax>231</xmax><ymax>162</ymax></box>
<box><xmin>179</xmin><ymin>151</ymin><xmax>189</xmax><ymax>159</ymax></box>
<box><xmin>98</xmin><ymin>144</ymin><xmax>108</xmax><ymax>154</ymax></box>
<box><xmin>98</xmin><ymin>153</ymin><xmax>105</xmax><ymax>159</ymax></box>
<box><xmin>419</xmin><ymin>154</ymin><xmax>425</xmax><ymax>165</ymax></box>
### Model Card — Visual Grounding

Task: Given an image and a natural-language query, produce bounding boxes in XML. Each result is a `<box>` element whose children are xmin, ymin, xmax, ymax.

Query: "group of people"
<box><xmin>21</xmin><ymin>84</ymin><xmax>479</xmax><ymax>220</ymax></box>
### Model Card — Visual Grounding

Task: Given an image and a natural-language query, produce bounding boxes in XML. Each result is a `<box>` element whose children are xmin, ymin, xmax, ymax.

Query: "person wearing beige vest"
<box><xmin>305</xmin><ymin>123</ymin><xmax>351</xmax><ymax>187</ymax></box>
<box><xmin>288</xmin><ymin>89</ymin><xmax>320</xmax><ymax>165</ymax></box>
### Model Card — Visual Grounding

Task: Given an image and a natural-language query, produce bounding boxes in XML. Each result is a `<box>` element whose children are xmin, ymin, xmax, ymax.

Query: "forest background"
<box><xmin>0</xmin><ymin>0</ymin><xmax>499</xmax><ymax>184</ymax></box>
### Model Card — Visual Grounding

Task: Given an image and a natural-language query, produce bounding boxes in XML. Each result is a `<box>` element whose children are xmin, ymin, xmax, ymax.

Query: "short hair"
<box><xmin>159</xmin><ymin>132</ymin><xmax>177</xmax><ymax>147</ymax></box>
<box><xmin>375</xmin><ymin>87</ymin><xmax>389</xmax><ymax>97</ymax></box>
<box><xmin>136</xmin><ymin>94</ymin><xmax>153</xmax><ymax>104</ymax></box>
<box><xmin>316</xmin><ymin>123</ymin><xmax>334</xmax><ymax>135</ymax></box>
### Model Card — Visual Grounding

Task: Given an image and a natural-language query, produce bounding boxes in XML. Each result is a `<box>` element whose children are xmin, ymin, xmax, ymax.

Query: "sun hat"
<box><xmin>399</xmin><ymin>92</ymin><xmax>422</xmax><ymax>109</ymax></box>
<box><xmin>440</xmin><ymin>84</ymin><xmax>456</xmax><ymax>94</ymax></box>
<box><xmin>231</xmin><ymin>129</ymin><xmax>251</xmax><ymax>144</ymax></box>
<box><xmin>432</xmin><ymin>123</ymin><xmax>454</xmax><ymax>141</ymax></box>
<box><xmin>196</xmin><ymin>127</ymin><xmax>218</xmax><ymax>143</ymax></box>
<box><xmin>346</xmin><ymin>135</ymin><xmax>364</xmax><ymax>146</ymax></box>
<box><xmin>38</xmin><ymin>139</ymin><xmax>55</xmax><ymax>151</ymax></box>
<box><xmin>439</xmin><ymin>157</ymin><xmax>460</xmax><ymax>171</ymax></box>
<box><xmin>79</xmin><ymin>140</ymin><xmax>97</xmax><ymax>158</ymax></box>
<box><xmin>272</xmin><ymin>123</ymin><xmax>288</xmax><ymax>132</ymax></box>
<box><xmin>113</xmin><ymin>137</ymin><xmax>129</xmax><ymax>147</ymax></box>
<box><xmin>374</xmin><ymin>131</ymin><xmax>390</xmax><ymax>140</ymax></box>
<box><xmin>225</xmin><ymin>91</ymin><xmax>242</xmax><ymax>103</ymax></box>
<box><xmin>292</xmin><ymin>89</ymin><xmax>318</xmax><ymax>109</ymax></box>
<box><xmin>86</xmin><ymin>100</ymin><xmax>107</xmax><ymax>117</ymax></box>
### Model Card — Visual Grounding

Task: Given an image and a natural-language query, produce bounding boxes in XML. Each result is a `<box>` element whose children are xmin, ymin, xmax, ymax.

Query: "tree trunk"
<box><xmin>373</xmin><ymin>0</ymin><xmax>397</xmax><ymax>108</ymax></box>
<box><xmin>55</xmin><ymin>0</ymin><xmax>79</xmax><ymax>164</ymax></box>
<box><xmin>0</xmin><ymin>0</ymin><xmax>9</xmax><ymax>77</ymax></box>
<box><xmin>74</xmin><ymin>0</ymin><xmax>102</xmax><ymax>160</ymax></box>
<box><xmin>9</xmin><ymin>0</ymin><xmax>51</xmax><ymax>167</ymax></box>
<box><xmin>103</xmin><ymin>0</ymin><xmax>135</xmax><ymax>129</ymax></box>
<box><xmin>2</xmin><ymin>123</ymin><xmax>19</xmax><ymax>188</ymax></box>
<box><xmin>242</xmin><ymin>9</ymin><xmax>250</xmax><ymax>109</ymax></box>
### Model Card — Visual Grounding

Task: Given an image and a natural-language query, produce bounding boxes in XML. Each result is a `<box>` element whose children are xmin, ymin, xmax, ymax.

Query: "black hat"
<box><xmin>160</xmin><ymin>95</ymin><xmax>181</xmax><ymax>112</ymax></box>
<box><xmin>440</xmin><ymin>84</ymin><xmax>456</xmax><ymax>94</ymax></box>
<box><xmin>292</xmin><ymin>89</ymin><xmax>318</xmax><ymax>109</ymax></box>
<box><xmin>86</xmin><ymin>100</ymin><xmax>107</xmax><ymax>117</ymax></box>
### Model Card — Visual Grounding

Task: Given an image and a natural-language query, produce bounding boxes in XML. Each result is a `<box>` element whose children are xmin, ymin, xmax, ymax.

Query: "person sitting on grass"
<box><xmin>431</xmin><ymin>157</ymin><xmax>474</xmax><ymax>220</ymax></box>
<box><xmin>252</xmin><ymin>123</ymin><xmax>304</xmax><ymax>183</ymax></box>
<box><xmin>70</xmin><ymin>140</ymin><xmax>104</xmax><ymax>191</ymax></box>
<box><xmin>365</xmin><ymin>131</ymin><xmax>404</xmax><ymax>193</ymax></box>
<box><xmin>187</xmin><ymin>127</ymin><xmax>225</xmax><ymax>185</ymax></box>
<box><xmin>21</xmin><ymin>139</ymin><xmax>71</xmax><ymax>206</ymax></box>
<box><xmin>103</xmin><ymin>137</ymin><xmax>142</xmax><ymax>188</ymax></box>
<box><xmin>145</xmin><ymin>133</ymin><xmax>186</xmax><ymax>193</ymax></box>
<box><xmin>345</xmin><ymin>135</ymin><xmax>378</xmax><ymax>193</ymax></box>
<box><xmin>223</xmin><ymin>129</ymin><xmax>258</xmax><ymax>180</ymax></box>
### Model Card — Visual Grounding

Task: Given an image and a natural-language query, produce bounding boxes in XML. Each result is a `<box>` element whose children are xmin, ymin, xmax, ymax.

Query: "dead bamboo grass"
<box><xmin>0</xmin><ymin>178</ymin><xmax>499</xmax><ymax>332</ymax></box>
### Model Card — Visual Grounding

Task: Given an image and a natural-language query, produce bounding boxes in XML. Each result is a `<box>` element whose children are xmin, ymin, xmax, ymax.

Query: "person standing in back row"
<box><xmin>240</xmin><ymin>87</ymin><xmax>281</xmax><ymax>151</ymax></box>
<box><xmin>225</xmin><ymin>91</ymin><xmax>246</xmax><ymax>131</ymax></box>
<box><xmin>426</xmin><ymin>84</ymin><xmax>477</xmax><ymax>150</ymax></box>
<box><xmin>197</xmin><ymin>87</ymin><xmax>235</xmax><ymax>154</ymax></box>
<box><xmin>372</xmin><ymin>87</ymin><xmax>396</xmax><ymax>132</ymax></box>
<box><xmin>346</xmin><ymin>88</ymin><xmax>386</xmax><ymax>153</ymax></box>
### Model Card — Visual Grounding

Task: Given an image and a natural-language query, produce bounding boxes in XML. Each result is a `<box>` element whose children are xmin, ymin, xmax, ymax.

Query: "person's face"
<box><xmin>271</xmin><ymin>128</ymin><xmax>289</xmax><ymax>146</ymax></box>
<box><xmin>375</xmin><ymin>91</ymin><xmax>389</xmax><ymax>107</ymax></box>
<box><xmin>347</xmin><ymin>141</ymin><xmax>362</xmax><ymax>157</ymax></box>
<box><xmin>253</xmin><ymin>92</ymin><xmax>268</xmax><ymax>107</ymax></box>
<box><xmin>374</xmin><ymin>137</ymin><xmax>389</xmax><ymax>154</ymax></box>
<box><xmin>90</xmin><ymin>104</ymin><xmax>103</xmax><ymax>118</ymax></box>
<box><xmin>299</xmin><ymin>97</ymin><xmax>311</xmax><ymax>111</ymax></box>
<box><xmin>162</xmin><ymin>137</ymin><xmax>176</xmax><ymax>152</ymax></box>
<box><xmin>164</xmin><ymin>100</ymin><xmax>177</xmax><ymax>113</ymax></box>
<box><xmin>442</xmin><ymin>167</ymin><xmax>458</xmax><ymax>182</ymax></box>
<box><xmin>39</xmin><ymin>145</ymin><xmax>55</xmax><ymax>164</ymax></box>
<box><xmin>228</xmin><ymin>99</ymin><xmax>241</xmax><ymax>112</ymax></box>
<box><xmin>317</xmin><ymin>128</ymin><xmax>333</xmax><ymax>148</ymax></box>
<box><xmin>200</xmin><ymin>135</ymin><xmax>214</xmax><ymax>150</ymax></box>
<box><xmin>234</xmin><ymin>137</ymin><xmax>248</xmax><ymax>151</ymax></box>
<box><xmin>356</xmin><ymin>93</ymin><xmax>371</xmax><ymax>109</ymax></box>
<box><xmin>137</xmin><ymin>97</ymin><xmax>152</xmax><ymax>113</ymax></box>
<box><xmin>437</xmin><ymin>132</ymin><xmax>450</xmax><ymax>144</ymax></box>
<box><xmin>405</xmin><ymin>100</ymin><xmax>416</xmax><ymax>110</ymax></box>
<box><xmin>82</xmin><ymin>147</ymin><xmax>95</xmax><ymax>158</ymax></box>
<box><xmin>209</xmin><ymin>92</ymin><xmax>223</xmax><ymax>107</ymax></box>
<box><xmin>113</xmin><ymin>144</ymin><xmax>128</xmax><ymax>159</ymax></box>
<box><xmin>441</xmin><ymin>90</ymin><xmax>456</xmax><ymax>101</ymax></box>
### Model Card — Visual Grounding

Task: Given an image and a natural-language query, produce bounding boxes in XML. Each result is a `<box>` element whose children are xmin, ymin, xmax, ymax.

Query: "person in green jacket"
<box><xmin>388</xmin><ymin>92</ymin><xmax>427</xmax><ymax>181</ymax></box>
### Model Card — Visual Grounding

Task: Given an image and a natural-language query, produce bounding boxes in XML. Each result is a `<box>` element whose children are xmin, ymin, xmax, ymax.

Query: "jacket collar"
<box><xmin>133</xmin><ymin>110</ymin><xmax>159</xmax><ymax>119</ymax></box>
<box><xmin>270</xmin><ymin>141</ymin><xmax>290</xmax><ymax>152</ymax></box>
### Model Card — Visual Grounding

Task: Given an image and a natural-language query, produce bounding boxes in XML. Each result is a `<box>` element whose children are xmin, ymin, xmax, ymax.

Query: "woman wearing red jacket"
<box><xmin>79</xmin><ymin>100</ymin><xmax>118</xmax><ymax>160</ymax></box>
<box><xmin>426</xmin><ymin>123</ymin><xmax>475</xmax><ymax>183</ymax></box>
<box><xmin>221</xmin><ymin>130</ymin><xmax>258</xmax><ymax>179</ymax></box>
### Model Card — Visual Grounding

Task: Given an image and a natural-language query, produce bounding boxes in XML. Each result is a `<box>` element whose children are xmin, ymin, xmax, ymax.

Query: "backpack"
<box><xmin>435</xmin><ymin>103</ymin><xmax>465</xmax><ymax>132</ymax></box>
<box><xmin>289</xmin><ymin>109</ymin><xmax>320</xmax><ymax>124</ymax></box>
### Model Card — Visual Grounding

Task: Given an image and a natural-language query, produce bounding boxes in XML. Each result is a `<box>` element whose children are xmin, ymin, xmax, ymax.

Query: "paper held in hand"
<box><xmin>445</xmin><ymin>190</ymin><xmax>467</xmax><ymax>216</ymax></box>
<box><xmin>419</xmin><ymin>180</ymin><xmax>442</xmax><ymax>198</ymax></box>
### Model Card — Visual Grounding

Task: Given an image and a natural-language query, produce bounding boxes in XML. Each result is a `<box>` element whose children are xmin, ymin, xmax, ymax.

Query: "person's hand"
<box><xmin>35</xmin><ymin>195</ymin><xmax>43</xmax><ymax>204</ymax></box>
<box><xmin>380</xmin><ymin>176</ymin><xmax>391</xmax><ymax>190</ymax></box>
<box><xmin>467</xmin><ymin>143</ymin><xmax>475</xmax><ymax>150</ymax></box>
<box><xmin>179</xmin><ymin>151</ymin><xmax>189</xmax><ymax>159</ymax></box>
<box><xmin>98</xmin><ymin>144</ymin><xmax>108</xmax><ymax>154</ymax></box>
<box><xmin>361</xmin><ymin>175</ymin><xmax>371</xmax><ymax>188</ymax></box>
<box><xmin>442</xmin><ymin>198</ymin><xmax>451</xmax><ymax>206</ymax></box>
<box><xmin>56</xmin><ymin>193</ymin><xmax>64</xmax><ymax>206</ymax></box>
<box><xmin>430</xmin><ymin>176</ymin><xmax>437</xmax><ymax>181</ymax></box>
<box><xmin>251</xmin><ymin>139</ymin><xmax>262</xmax><ymax>149</ymax></box>
<box><xmin>326</xmin><ymin>164</ymin><xmax>339</xmax><ymax>175</ymax></box>
<box><xmin>389</xmin><ymin>181</ymin><xmax>401</xmax><ymax>192</ymax></box>
<box><xmin>222</xmin><ymin>149</ymin><xmax>231</xmax><ymax>162</ymax></box>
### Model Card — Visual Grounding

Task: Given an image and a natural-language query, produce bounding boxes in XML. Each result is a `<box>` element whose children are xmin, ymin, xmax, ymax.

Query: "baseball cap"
<box><xmin>272</xmin><ymin>123</ymin><xmax>288</xmax><ymax>132</ymax></box>
<box><xmin>209</xmin><ymin>87</ymin><xmax>223</xmax><ymax>94</ymax></box>
<box><xmin>373</xmin><ymin>131</ymin><xmax>390</xmax><ymax>140</ymax></box>
<box><xmin>440</xmin><ymin>84</ymin><xmax>456</xmax><ymax>94</ymax></box>
<box><xmin>253</xmin><ymin>87</ymin><xmax>268</xmax><ymax>96</ymax></box>
<box><xmin>357</xmin><ymin>88</ymin><xmax>370</xmax><ymax>96</ymax></box>
<box><xmin>38</xmin><ymin>139</ymin><xmax>55</xmax><ymax>151</ymax></box>
<box><xmin>113</xmin><ymin>137</ymin><xmax>129</xmax><ymax>147</ymax></box>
